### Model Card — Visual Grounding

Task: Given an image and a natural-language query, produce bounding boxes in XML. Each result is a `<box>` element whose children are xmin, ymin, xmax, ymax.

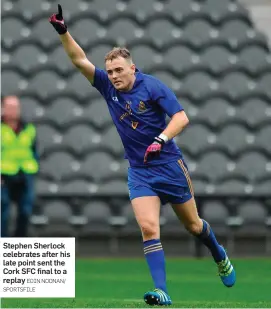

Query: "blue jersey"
<box><xmin>93</xmin><ymin>67</ymin><xmax>184</xmax><ymax>167</ymax></box>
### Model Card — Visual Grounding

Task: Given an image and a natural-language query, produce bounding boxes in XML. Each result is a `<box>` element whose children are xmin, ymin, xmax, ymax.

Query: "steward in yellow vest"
<box><xmin>1</xmin><ymin>95</ymin><xmax>39</xmax><ymax>237</ymax></box>
<box><xmin>1</xmin><ymin>122</ymin><xmax>39</xmax><ymax>176</ymax></box>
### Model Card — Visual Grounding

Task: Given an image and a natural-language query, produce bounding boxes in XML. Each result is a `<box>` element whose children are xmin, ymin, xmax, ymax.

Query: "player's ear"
<box><xmin>130</xmin><ymin>63</ymin><xmax>136</xmax><ymax>74</ymax></box>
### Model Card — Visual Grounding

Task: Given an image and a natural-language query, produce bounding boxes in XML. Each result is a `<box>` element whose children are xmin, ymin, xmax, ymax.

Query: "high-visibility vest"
<box><xmin>1</xmin><ymin>123</ymin><xmax>39</xmax><ymax>175</ymax></box>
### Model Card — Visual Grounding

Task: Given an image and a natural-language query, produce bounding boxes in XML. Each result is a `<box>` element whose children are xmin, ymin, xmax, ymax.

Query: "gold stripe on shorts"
<box><xmin>177</xmin><ymin>159</ymin><xmax>194</xmax><ymax>196</ymax></box>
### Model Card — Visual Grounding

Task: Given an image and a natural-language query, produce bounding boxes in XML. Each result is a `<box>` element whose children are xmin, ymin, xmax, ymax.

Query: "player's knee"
<box><xmin>140</xmin><ymin>221</ymin><xmax>159</xmax><ymax>239</ymax></box>
<box><xmin>185</xmin><ymin>220</ymin><xmax>202</xmax><ymax>236</ymax></box>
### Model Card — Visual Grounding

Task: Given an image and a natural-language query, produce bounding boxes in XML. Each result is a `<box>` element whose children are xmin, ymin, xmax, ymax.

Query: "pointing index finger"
<box><xmin>57</xmin><ymin>4</ymin><xmax>63</xmax><ymax>19</ymax></box>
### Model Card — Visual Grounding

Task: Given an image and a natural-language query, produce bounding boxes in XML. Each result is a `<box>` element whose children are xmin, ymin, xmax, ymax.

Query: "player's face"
<box><xmin>106</xmin><ymin>57</ymin><xmax>136</xmax><ymax>91</ymax></box>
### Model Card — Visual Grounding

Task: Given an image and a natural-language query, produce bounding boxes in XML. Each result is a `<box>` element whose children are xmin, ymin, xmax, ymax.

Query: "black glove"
<box><xmin>49</xmin><ymin>4</ymin><xmax>67</xmax><ymax>35</ymax></box>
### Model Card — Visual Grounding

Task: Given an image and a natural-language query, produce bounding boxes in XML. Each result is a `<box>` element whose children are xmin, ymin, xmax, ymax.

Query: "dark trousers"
<box><xmin>1</xmin><ymin>174</ymin><xmax>35</xmax><ymax>237</ymax></box>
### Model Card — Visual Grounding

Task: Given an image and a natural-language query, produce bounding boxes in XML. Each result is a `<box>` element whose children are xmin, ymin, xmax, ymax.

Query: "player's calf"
<box><xmin>193</xmin><ymin>219</ymin><xmax>236</xmax><ymax>287</ymax></box>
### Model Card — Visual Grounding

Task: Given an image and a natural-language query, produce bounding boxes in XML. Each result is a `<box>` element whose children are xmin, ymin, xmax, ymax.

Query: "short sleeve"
<box><xmin>150</xmin><ymin>78</ymin><xmax>183</xmax><ymax>117</ymax></box>
<box><xmin>93</xmin><ymin>67</ymin><xmax>111</xmax><ymax>98</ymax></box>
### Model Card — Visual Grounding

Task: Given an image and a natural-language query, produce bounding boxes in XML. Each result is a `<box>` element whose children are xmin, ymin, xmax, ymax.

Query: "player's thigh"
<box><xmin>131</xmin><ymin>196</ymin><xmax>161</xmax><ymax>239</ymax></box>
<box><xmin>171</xmin><ymin>197</ymin><xmax>203</xmax><ymax>235</ymax></box>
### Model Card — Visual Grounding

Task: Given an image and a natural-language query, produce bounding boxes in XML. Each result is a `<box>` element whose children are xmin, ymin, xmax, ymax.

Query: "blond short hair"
<box><xmin>104</xmin><ymin>47</ymin><xmax>133</xmax><ymax>63</ymax></box>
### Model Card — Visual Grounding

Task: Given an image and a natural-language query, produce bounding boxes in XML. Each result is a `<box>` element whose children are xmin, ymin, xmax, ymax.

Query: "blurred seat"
<box><xmin>181</xmin><ymin>71</ymin><xmax>216</xmax><ymax>100</ymax></box>
<box><xmin>99</xmin><ymin>180</ymin><xmax>128</xmax><ymax>196</ymax></box>
<box><xmin>164</xmin><ymin>45</ymin><xmax>199</xmax><ymax>74</ymax></box>
<box><xmin>36</xmin><ymin>178</ymin><xmax>61</xmax><ymax>196</ymax></box>
<box><xmin>152</xmin><ymin>71</ymin><xmax>180</xmax><ymax>90</ymax></box>
<box><xmin>127</xmin><ymin>0</ymin><xmax>162</xmax><ymax>22</ymax></box>
<box><xmin>69</xmin><ymin>19</ymin><xmax>102</xmax><ymax>47</ymax></box>
<box><xmin>2</xmin><ymin>18</ymin><xmax>26</xmax><ymax>49</ymax></box>
<box><xmin>90</xmin><ymin>0</ymin><xmax>120</xmax><ymax>20</ymax></box>
<box><xmin>237</xmin><ymin>201</ymin><xmax>267</xmax><ymax>235</ymax></box>
<box><xmin>176</xmin><ymin>124</ymin><xmax>212</xmax><ymax>157</ymax></box>
<box><xmin>48</xmin><ymin>46</ymin><xmax>73</xmax><ymax>75</ymax></box>
<box><xmin>130</xmin><ymin>45</ymin><xmax>160</xmax><ymax>72</ymax></box>
<box><xmin>87</xmin><ymin>44</ymin><xmax>113</xmax><ymax>68</ymax></box>
<box><xmin>236</xmin><ymin>98</ymin><xmax>271</xmax><ymax>128</ymax></box>
<box><xmin>41</xmin><ymin>200</ymin><xmax>74</xmax><ymax>236</ymax></box>
<box><xmin>40</xmin><ymin>151</ymin><xmax>77</xmax><ymax>182</ymax></box>
<box><xmin>258</xmin><ymin>72</ymin><xmax>271</xmax><ymax>100</ymax></box>
<box><xmin>238</xmin><ymin>45</ymin><xmax>271</xmax><ymax>76</ymax></box>
<box><xmin>84</xmin><ymin>98</ymin><xmax>112</xmax><ymax>129</ymax></box>
<box><xmin>28</xmin><ymin>70</ymin><xmax>63</xmax><ymax>99</ymax></box>
<box><xmin>254</xmin><ymin>125</ymin><xmax>271</xmax><ymax>155</ymax></box>
<box><xmin>12</xmin><ymin>44</ymin><xmax>43</xmax><ymax>74</ymax></box>
<box><xmin>195</xmin><ymin>151</ymin><xmax>229</xmax><ymax>184</ymax></box>
<box><xmin>61</xmin><ymin>179</ymin><xmax>97</xmax><ymax>195</ymax></box>
<box><xmin>219</xmin><ymin>19</ymin><xmax>266</xmax><ymax>50</ymax></box>
<box><xmin>216</xmin><ymin>124</ymin><xmax>252</xmax><ymax>157</ymax></box>
<box><xmin>255</xmin><ymin>179</ymin><xmax>271</xmax><ymax>196</ymax></box>
<box><xmin>120</xmin><ymin>202</ymin><xmax>140</xmax><ymax>235</ymax></box>
<box><xmin>36</xmin><ymin>124</ymin><xmax>63</xmax><ymax>156</ymax></box>
<box><xmin>20</xmin><ymin>97</ymin><xmax>45</xmax><ymax>123</ymax></box>
<box><xmin>101</xmin><ymin>125</ymin><xmax>124</xmax><ymax>157</ymax></box>
<box><xmin>1</xmin><ymin>70</ymin><xmax>23</xmax><ymax>96</ymax></box>
<box><xmin>43</xmin><ymin>201</ymin><xmax>72</xmax><ymax>224</ymax></box>
<box><xmin>106</xmin><ymin>18</ymin><xmax>139</xmax><ymax>46</ymax></box>
<box><xmin>198</xmin><ymin>98</ymin><xmax>233</xmax><ymax>128</ymax></box>
<box><xmin>46</xmin><ymin>97</ymin><xmax>83</xmax><ymax>128</ymax></box>
<box><xmin>145</xmin><ymin>19</ymin><xmax>177</xmax><ymax>49</ymax></box>
<box><xmin>14</xmin><ymin>0</ymin><xmax>46</xmax><ymax>21</ymax></box>
<box><xmin>31</xmin><ymin>19</ymin><xmax>59</xmax><ymax>48</ymax></box>
<box><xmin>166</xmin><ymin>0</ymin><xmax>205</xmax><ymax>24</ymax></box>
<box><xmin>183</xmin><ymin>19</ymin><xmax>214</xmax><ymax>49</ymax></box>
<box><xmin>79</xmin><ymin>152</ymin><xmax>116</xmax><ymax>182</ymax></box>
<box><xmin>161</xmin><ymin>204</ymin><xmax>187</xmax><ymax>235</ymax></box>
<box><xmin>216</xmin><ymin>179</ymin><xmax>247</xmax><ymax>195</ymax></box>
<box><xmin>229</xmin><ymin>152</ymin><xmax>268</xmax><ymax>183</ymax></box>
<box><xmin>201</xmin><ymin>46</ymin><xmax>234</xmax><ymax>75</ymax></box>
<box><xmin>201</xmin><ymin>0</ymin><xmax>249</xmax><ymax>24</ymax></box>
<box><xmin>220</xmin><ymin>71</ymin><xmax>255</xmax><ymax>101</ymax></box>
<box><xmin>62</xmin><ymin>124</ymin><xmax>101</xmax><ymax>156</ymax></box>
<box><xmin>67</xmin><ymin>71</ymin><xmax>97</xmax><ymax>100</ymax></box>
<box><xmin>190</xmin><ymin>178</ymin><xmax>208</xmax><ymax>195</ymax></box>
<box><xmin>82</xmin><ymin>201</ymin><xmax>112</xmax><ymax>235</ymax></box>
<box><xmin>202</xmin><ymin>201</ymin><xmax>229</xmax><ymax>234</ymax></box>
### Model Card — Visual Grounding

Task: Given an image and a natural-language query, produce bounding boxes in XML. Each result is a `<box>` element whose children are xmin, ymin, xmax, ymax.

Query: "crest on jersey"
<box><xmin>137</xmin><ymin>101</ymin><xmax>148</xmax><ymax>113</ymax></box>
<box><xmin>131</xmin><ymin>121</ymin><xmax>139</xmax><ymax>129</ymax></box>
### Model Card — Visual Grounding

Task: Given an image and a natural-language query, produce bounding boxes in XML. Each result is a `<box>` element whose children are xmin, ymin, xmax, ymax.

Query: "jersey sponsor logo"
<box><xmin>131</xmin><ymin>121</ymin><xmax>139</xmax><ymax>129</ymax></box>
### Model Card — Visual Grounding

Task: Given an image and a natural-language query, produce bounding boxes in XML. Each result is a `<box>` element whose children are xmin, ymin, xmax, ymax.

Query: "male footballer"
<box><xmin>49</xmin><ymin>5</ymin><xmax>236</xmax><ymax>305</ymax></box>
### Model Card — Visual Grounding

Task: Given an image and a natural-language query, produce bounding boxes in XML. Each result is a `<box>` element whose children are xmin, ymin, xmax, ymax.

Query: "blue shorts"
<box><xmin>128</xmin><ymin>159</ymin><xmax>194</xmax><ymax>205</ymax></box>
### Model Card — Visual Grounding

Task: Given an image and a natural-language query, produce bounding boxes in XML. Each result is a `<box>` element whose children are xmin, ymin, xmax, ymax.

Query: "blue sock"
<box><xmin>143</xmin><ymin>239</ymin><xmax>167</xmax><ymax>293</ymax></box>
<box><xmin>197</xmin><ymin>219</ymin><xmax>226</xmax><ymax>263</ymax></box>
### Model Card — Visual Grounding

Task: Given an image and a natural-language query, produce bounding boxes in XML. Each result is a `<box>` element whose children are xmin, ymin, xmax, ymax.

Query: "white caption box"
<box><xmin>0</xmin><ymin>237</ymin><xmax>75</xmax><ymax>298</ymax></box>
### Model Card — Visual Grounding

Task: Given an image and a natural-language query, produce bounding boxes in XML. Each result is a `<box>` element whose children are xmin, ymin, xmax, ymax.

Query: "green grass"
<box><xmin>2</xmin><ymin>258</ymin><xmax>271</xmax><ymax>308</ymax></box>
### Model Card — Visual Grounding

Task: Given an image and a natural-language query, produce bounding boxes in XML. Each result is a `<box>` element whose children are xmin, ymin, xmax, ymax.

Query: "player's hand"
<box><xmin>49</xmin><ymin>4</ymin><xmax>67</xmax><ymax>35</ymax></box>
<box><xmin>144</xmin><ymin>137</ymin><xmax>165</xmax><ymax>163</ymax></box>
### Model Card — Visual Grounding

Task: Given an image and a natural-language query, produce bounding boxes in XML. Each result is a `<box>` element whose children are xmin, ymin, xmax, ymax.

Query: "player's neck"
<box><xmin>4</xmin><ymin>118</ymin><xmax>19</xmax><ymax>131</ymax></box>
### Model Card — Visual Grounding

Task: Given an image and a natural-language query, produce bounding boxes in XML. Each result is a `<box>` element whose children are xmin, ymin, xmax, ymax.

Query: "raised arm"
<box><xmin>49</xmin><ymin>4</ymin><xmax>95</xmax><ymax>84</ymax></box>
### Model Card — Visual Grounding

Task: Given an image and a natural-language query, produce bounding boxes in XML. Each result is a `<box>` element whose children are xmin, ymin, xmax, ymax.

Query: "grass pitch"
<box><xmin>1</xmin><ymin>258</ymin><xmax>271</xmax><ymax>308</ymax></box>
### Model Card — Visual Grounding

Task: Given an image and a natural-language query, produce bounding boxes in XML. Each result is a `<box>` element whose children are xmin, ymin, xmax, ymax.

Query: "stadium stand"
<box><xmin>2</xmin><ymin>0</ymin><xmax>271</xmax><ymax>256</ymax></box>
